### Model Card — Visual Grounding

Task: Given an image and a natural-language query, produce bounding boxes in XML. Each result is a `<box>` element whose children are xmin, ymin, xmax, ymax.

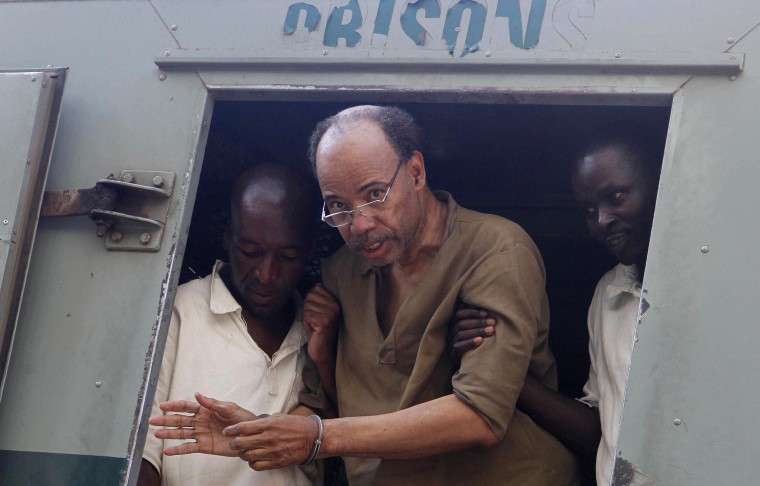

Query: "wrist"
<box><xmin>301</xmin><ymin>415</ymin><xmax>323</xmax><ymax>466</ymax></box>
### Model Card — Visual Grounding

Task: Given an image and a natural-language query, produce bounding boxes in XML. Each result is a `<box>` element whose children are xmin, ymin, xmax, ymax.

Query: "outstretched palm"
<box><xmin>150</xmin><ymin>392</ymin><xmax>257</xmax><ymax>457</ymax></box>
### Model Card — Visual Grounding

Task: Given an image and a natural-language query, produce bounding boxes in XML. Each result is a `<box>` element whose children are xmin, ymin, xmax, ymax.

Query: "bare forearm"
<box><xmin>517</xmin><ymin>375</ymin><xmax>601</xmax><ymax>460</ymax></box>
<box><xmin>320</xmin><ymin>394</ymin><xmax>498</xmax><ymax>460</ymax></box>
<box><xmin>313</xmin><ymin>356</ymin><xmax>338</xmax><ymax>410</ymax></box>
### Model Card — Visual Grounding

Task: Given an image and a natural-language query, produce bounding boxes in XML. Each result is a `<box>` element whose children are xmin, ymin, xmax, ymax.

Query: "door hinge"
<box><xmin>41</xmin><ymin>170</ymin><xmax>175</xmax><ymax>252</ymax></box>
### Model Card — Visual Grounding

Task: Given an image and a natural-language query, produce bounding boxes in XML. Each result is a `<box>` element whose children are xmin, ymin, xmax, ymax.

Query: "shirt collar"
<box><xmin>605</xmin><ymin>263</ymin><xmax>642</xmax><ymax>300</ymax></box>
<box><xmin>209</xmin><ymin>260</ymin><xmax>243</xmax><ymax>315</ymax></box>
<box><xmin>358</xmin><ymin>190</ymin><xmax>458</xmax><ymax>276</ymax></box>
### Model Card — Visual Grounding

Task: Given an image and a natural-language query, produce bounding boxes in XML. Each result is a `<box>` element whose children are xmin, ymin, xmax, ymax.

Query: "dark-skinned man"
<box><xmin>454</xmin><ymin>122</ymin><xmax>663</xmax><ymax>485</ymax></box>
<box><xmin>139</xmin><ymin>163</ymin><xmax>323</xmax><ymax>486</ymax></box>
<box><xmin>152</xmin><ymin>105</ymin><xmax>579</xmax><ymax>485</ymax></box>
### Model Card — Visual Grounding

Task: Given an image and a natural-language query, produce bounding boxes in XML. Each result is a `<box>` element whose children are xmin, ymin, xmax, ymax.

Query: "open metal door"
<box><xmin>0</xmin><ymin>68</ymin><xmax>66</xmax><ymax>393</ymax></box>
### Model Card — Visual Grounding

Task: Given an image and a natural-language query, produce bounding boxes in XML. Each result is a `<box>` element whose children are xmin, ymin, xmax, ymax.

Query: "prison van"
<box><xmin>1</xmin><ymin>1</ymin><xmax>758</xmax><ymax>484</ymax></box>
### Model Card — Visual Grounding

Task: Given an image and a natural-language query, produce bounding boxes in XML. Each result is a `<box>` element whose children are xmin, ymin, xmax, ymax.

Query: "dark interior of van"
<box><xmin>182</xmin><ymin>100</ymin><xmax>670</xmax><ymax>397</ymax></box>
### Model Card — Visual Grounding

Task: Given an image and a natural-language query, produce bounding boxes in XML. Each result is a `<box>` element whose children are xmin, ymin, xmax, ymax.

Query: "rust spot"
<box><xmin>613</xmin><ymin>457</ymin><xmax>656</xmax><ymax>485</ymax></box>
<box><xmin>40</xmin><ymin>185</ymin><xmax>117</xmax><ymax>217</ymax></box>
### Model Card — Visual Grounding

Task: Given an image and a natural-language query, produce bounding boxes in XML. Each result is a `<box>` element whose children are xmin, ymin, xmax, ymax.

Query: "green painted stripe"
<box><xmin>0</xmin><ymin>450</ymin><xmax>125</xmax><ymax>486</ymax></box>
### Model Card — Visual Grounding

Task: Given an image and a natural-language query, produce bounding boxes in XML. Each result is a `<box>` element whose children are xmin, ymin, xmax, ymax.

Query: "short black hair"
<box><xmin>574</xmin><ymin>121</ymin><xmax>665</xmax><ymax>182</ymax></box>
<box><xmin>307</xmin><ymin>105</ymin><xmax>422</xmax><ymax>176</ymax></box>
<box><xmin>231</xmin><ymin>162</ymin><xmax>321</xmax><ymax>238</ymax></box>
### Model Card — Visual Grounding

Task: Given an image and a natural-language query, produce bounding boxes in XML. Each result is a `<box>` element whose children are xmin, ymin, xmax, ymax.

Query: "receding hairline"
<box><xmin>230</xmin><ymin>163</ymin><xmax>320</xmax><ymax>233</ymax></box>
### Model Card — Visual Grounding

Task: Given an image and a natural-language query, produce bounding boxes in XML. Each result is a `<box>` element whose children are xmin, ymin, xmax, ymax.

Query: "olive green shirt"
<box><xmin>306</xmin><ymin>192</ymin><xmax>578</xmax><ymax>485</ymax></box>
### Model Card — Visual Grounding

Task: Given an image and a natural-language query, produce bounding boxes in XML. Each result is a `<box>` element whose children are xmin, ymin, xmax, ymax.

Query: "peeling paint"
<box><xmin>283</xmin><ymin>2</ymin><xmax>320</xmax><ymax>34</ymax></box>
<box><xmin>324</xmin><ymin>0</ymin><xmax>363</xmax><ymax>47</ymax></box>
<box><xmin>613</xmin><ymin>457</ymin><xmax>656</xmax><ymax>485</ymax></box>
<box><xmin>443</xmin><ymin>0</ymin><xmax>486</xmax><ymax>57</ymax></box>
<box><xmin>400</xmin><ymin>0</ymin><xmax>440</xmax><ymax>46</ymax></box>
<box><xmin>496</xmin><ymin>0</ymin><xmax>547</xmax><ymax>49</ymax></box>
<box><xmin>373</xmin><ymin>0</ymin><xmax>396</xmax><ymax>37</ymax></box>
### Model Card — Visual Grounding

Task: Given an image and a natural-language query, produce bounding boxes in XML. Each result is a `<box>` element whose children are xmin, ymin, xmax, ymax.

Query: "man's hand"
<box><xmin>303</xmin><ymin>284</ymin><xmax>340</xmax><ymax>365</ymax></box>
<box><xmin>149</xmin><ymin>392</ymin><xmax>258</xmax><ymax>457</ymax></box>
<box><xmin>450</xmin><ymin>306</ymin><xmax>495</xmax><ymax>360</ymax></box>
<box><xmin>223</xmin><ymin>414</ymin><xmax>319</xmax><ymax>471</ymax></box>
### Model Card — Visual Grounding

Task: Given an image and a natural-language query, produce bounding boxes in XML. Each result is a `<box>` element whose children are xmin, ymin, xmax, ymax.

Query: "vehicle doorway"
<box><xmin>180</xmin><ymin>98</ymin><xmax>670</xmax><ymax>397</ymax></box>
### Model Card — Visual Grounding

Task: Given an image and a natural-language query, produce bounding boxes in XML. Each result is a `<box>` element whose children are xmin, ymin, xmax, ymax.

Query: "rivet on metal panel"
<box><xmin>139</xmin><ymin>233</ymin><xmax>152</xmax><ymax>245</ymax></box>
<box><xmin>701</xmin><ymin>245</ymin><xmax>710</xmax><ymax>253</ymax></box>
<box><xmin>110</xmin><ymin>231</ymin><xmax>123</xmax><ymax>242</ymax></box>
<box><xmin>165</xmin><ymin>51</ymin><xmax>171</xmax><ymax>57</ymax></box>
<box><xmin>95</xmin><ymin>381</ymin><xmax>102</xmax><ymax>388</ymax></box>
<box><xmin>730</xmin><ymin>54</ymin><xmax>737</xmax><ymax>60</ymax></box>
<box><xmin>455</xmin><ymin>26</ymin><xmax>461</xmax><ymax>32</ymax></box>
<box><xmin>152</xmin><ymin>176</ymin><xmax>164</xmax><ymax>187</ymax></box>
<box><xmin>31</xmin><ymin>76</ymin><xmax>36</xmax><ymax>82</ymax></box>
<box><xmin>159</xmin><ymin>74</ymin><xmax>167</xmax><ymax>81</ymax></box>
<box><xmin>171</xmin><ymin>24</ymin><xmax>178</xmax><ymax>31</ymax></box>
<box><xmin>42</xmin><ymin>82</ymin><xmax>47</xmax><ymax>88</ymax></box>
<box><xmin>614</xmin><ymin>52</ymin><xmax>622</xmax><ymax>58</ymax></box>
<box><xmin>26</xmin><ymin>159</ymin><xmax>31</xmax><ymax>165</ymax></box>
<box><xmin>729</xmin><ymin>75</ymin><xmax>737</xmax><ymax>81</ymax></box>
<box><xmin>322</xmin><ymin>50</ymin><xmax>328</xmax><ymax>55</ymax></box>
<box><xmin>485</xmin><ymin>51</ymin><xmax>491</xmax><ymax>57</ymax></box>
<box><xmin>673</xmin><ymin>418</ymin><xmax>682</xmax><ymax>426</ymax></box>
<box><xmin>3</xmin><ymin>220</ymin><xmax>8</xmax><ymax>225</ymax></box>
<box><xmin>727</xmin><ymin>37</ymin><xmax>735</xmax><ymax>44</ymax></box>
<box><xmin>122</xmin><ymin>173</ymin><xmax>134</xmax><ymax>183</ymax></box>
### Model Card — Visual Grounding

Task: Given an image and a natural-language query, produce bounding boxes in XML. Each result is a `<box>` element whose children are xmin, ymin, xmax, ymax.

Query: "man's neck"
<box><xmin>392</xmin><ymin>190</ymin><xmax>449</xmax><ymax>278</ymax></box>
<box><xmin>219</xmin><ymin>271</ymin><xmax>294</xmax><ymax>358</ymax></box>
<box><xmin>241</xmin><ymin>301</ymin><xmax>295</xmax><ymax>359</ymax></box>
<box><xmin>375</xmin><ymin>192</ymin><xmax>448</xmax><ymax>336</ymax></box>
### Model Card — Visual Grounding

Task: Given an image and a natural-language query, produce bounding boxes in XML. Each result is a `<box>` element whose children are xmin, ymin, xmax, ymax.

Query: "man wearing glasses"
<box><xmin>153</xmin><ymin>106</ymin><xmax>578</xmax><ymax>485</ymax></box>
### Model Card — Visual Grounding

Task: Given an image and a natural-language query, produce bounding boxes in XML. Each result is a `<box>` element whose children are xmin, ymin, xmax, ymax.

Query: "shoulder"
<box><xmin>322</xmin><ymin>245</ymin><xmax>362</xmax><ymax>276</ymax></box>
<box><xmin>452</xmin><ymin>205</ymin><xmax>541</xmax><ymax>259</ymax></box>
<box><xmin>173</xmin><ymin>274</ymin><xmax>212</xmax><ymax>311</ymax></box>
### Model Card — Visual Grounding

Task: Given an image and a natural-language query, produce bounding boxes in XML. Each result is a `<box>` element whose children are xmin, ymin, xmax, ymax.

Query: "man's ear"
<box><xmin>407</xmin><ymin>151</ymin><xmax>426</xmax><ymax>189</ymax></box>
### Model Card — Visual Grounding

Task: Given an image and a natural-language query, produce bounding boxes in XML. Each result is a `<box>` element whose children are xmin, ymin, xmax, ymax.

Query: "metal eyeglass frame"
<box><xmin>321</xmin><ymin>160</ymin><xmax>403</xmax><ymax>228</ymax></box>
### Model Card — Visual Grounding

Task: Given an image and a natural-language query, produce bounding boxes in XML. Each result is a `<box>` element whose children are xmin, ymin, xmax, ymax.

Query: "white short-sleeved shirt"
<box><xmin>579</xmin><ymin>263</ymin><xmax>643</xmax><ymax>486</ymax></box>
<box><xmin>143</xmin><ymin>261</ymin><xmax>311</xmax><ymax>486</ymax></box>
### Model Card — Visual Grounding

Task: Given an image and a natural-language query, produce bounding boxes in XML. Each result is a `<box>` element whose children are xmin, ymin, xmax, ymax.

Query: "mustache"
<box><xmin>348</xmin><ymin>232</ymin><xmax>393</xmax><ymax>251</ymax></box>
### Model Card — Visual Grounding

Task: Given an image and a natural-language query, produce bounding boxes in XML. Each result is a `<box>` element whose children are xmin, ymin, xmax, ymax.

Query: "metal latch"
<box><xmin>41</xmin><ymin>170</ymin><xmax>175</xmax><ymax>252</ymax></box>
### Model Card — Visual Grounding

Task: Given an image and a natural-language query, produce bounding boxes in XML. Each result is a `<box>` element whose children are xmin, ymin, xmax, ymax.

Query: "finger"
<box><xmin>453</xmin><ymin>336</ymin><xmax>484</xmax><ymax>353</ymax></box>
<box><xmin>224</xmin><ymin>419</ymin><xmax>264</xmax><ymax>438</ymax></box>
<box><xmin>454</xmin><ymin>308</ymin><xmax>487</xmax><ymax>319</ymax></box>
<box><xmin>454</xmin><ymin>307</ymin><xmax>488</xmax><ymax>319</ymax></box>
<box><xmin>454</xmin><ymin>327</ymin><xmax>494</xmax><ymax>342</ymax></box>
<box><xmin>154</xmin><ymin>427</ymin><xmax>197</xmax><ymax>440</ymax></box>
<box><xmin>228</xmin><ymin>434</ymin><xmax>264</xmax><ymax>451</ymax></box>
<box><xmin>159</xmin><ymin>400</ymin><xmax>200</xmax><ymax>414</ymax></box>
<box><xmin>249</xmin><ymin>460</ymin><xmax>278</xmax><ymax>471</ymax></box>
<box><xmin>163</xmin><ymin>442</ymin><xmax>201</xmax><ymax>456</ymax></box>
<box><xmin>150</xmin><ymin>414</ymin><xmax>196</xmax><ymax>428</ymax></box>
<box><xmin>194</xmin><ymin>392</ymin><xmax>222</xmax><ymax>409</ymax></box>
<box><xmin>454</xmin><ymin>318</ymin><xmax>496</xmax><ymax>332</ymax></box>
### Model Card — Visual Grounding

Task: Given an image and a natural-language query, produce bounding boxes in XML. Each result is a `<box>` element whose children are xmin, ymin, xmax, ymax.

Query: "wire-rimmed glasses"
<box><xmin>321</xmin><ymin>160</ymin><xmax>403</xmax><ymax>228</ymax></box>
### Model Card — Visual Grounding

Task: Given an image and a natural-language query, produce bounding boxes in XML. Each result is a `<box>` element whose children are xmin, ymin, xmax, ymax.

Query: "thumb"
<box><xmin>195</xmin><ymin>392</ymin><xmax>224</xmax><ymax>412</ymax></box>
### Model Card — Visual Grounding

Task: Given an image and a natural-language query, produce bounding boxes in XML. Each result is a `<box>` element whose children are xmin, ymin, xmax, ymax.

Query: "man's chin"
<box><xmin>246</xmin><ymin>299</ymin><xmax>289</xmax><ymax>319</ymax></box>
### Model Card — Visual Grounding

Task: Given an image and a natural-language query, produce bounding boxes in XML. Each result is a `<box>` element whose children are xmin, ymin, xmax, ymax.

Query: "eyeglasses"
<box><xmin>321</xmin><ymin>160</ymin><xmax>403</xmax><ymax>228</ymax></box>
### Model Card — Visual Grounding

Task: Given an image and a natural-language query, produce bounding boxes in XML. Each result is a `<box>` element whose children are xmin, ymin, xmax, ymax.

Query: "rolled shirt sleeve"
<box><xmin>453</xmin><ymin>242</ymin><xmax>553</xmax><ymax>439</ymax></box>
